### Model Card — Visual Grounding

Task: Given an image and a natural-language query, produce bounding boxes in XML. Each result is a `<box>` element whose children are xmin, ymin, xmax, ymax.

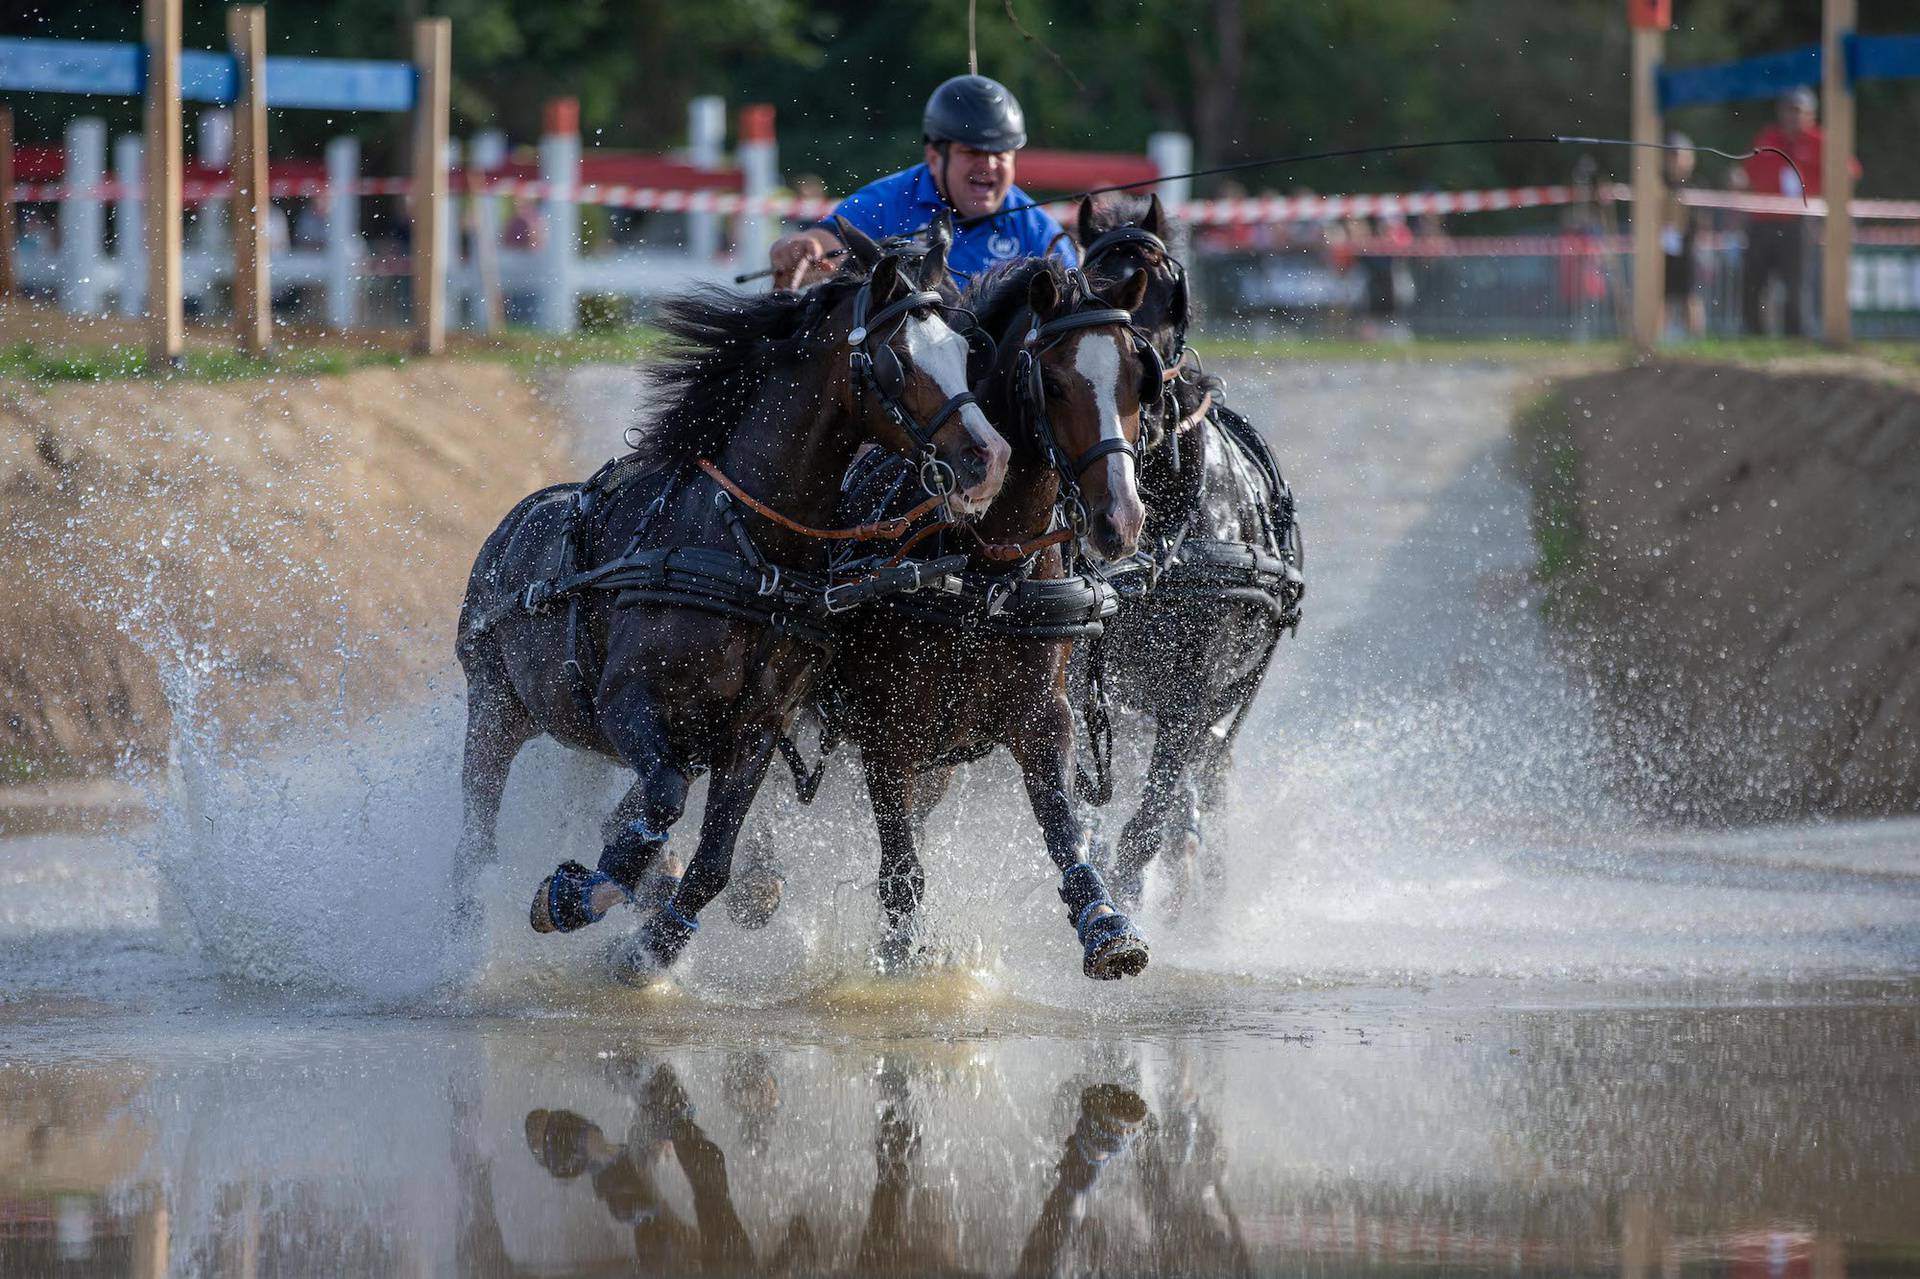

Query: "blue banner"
<box><xmin>181</xmin><ymin>49</ymin><xmax>238</xmax><ymax>104</ymax></box>
<box><xmin>266</xmin><ymin>57</ymin><xmax>415</xmax><ymax>112</ymax></box>
<box><xmin>0</xmin><ymin>37</ymin><xmax>141</xmax><ymax>97</ymax></box>
<box><xmin>1657</xmin><ymin>45</ymin><xmax>1820</xmax><ymax>111</ymax></box>
<box><xmin>1847</xmin><ymin>33</ymin><xmax>1920</xmax><ymax>84</ymax></box>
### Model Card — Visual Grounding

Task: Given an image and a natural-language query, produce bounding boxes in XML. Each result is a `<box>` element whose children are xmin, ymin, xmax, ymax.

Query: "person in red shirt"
<box><xmin>1737</xmin><ymin>87</ymin><xmax>1854</xmax><ymax>336</ymax></box>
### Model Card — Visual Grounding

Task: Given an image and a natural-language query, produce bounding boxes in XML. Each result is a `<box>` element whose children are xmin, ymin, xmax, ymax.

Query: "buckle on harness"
<box><xmin>757</xmin><ymin>565</ymin><xmax>782</xmax><ymax>598</ymax></box>
<box><xmin>523</xmin><ymin>581</ymin><xmax>555</xmax><ymax>613</ymax></box>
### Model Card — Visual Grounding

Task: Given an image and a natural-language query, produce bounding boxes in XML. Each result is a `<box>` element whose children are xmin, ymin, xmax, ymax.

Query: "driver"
<box><xmin>769</xmin><ymin>74</ymin><xmax>1077</xmax><ymax>290</ymax></box>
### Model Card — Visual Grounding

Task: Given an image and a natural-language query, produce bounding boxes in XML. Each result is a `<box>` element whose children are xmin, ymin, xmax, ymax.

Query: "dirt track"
<box><xmin>0</xmin><ymin>359</ymin><xmax>580</xmax><ymax>787</ymax></box>
<box><xmin>1526</xmin><ymin>361</ymin><xmax>1920</xmax><ymax>822</ymax></box>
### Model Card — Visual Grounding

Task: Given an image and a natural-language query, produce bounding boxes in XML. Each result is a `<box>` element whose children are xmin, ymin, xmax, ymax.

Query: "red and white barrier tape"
<box><xmin>8</xmin><ymin>176</ymin><xmax>1920</xmax><ymax>225</ymax></box>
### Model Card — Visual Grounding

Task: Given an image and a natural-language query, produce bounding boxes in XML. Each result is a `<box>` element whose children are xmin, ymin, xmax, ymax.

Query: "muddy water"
<box><xmin>3</xmin><ymin>362</ymin><xmax>1919</xmax><ymax>1276</ymax></box>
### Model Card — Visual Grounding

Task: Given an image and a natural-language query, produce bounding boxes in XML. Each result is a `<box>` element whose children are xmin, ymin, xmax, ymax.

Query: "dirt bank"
<box><xmin>0</xmin><ymin>360</ymin><xmax>582</xmax><ymax>790</ymax></box>
<box><xmin>1524</xmin><ymin>361</ymin><xmax>1920</xmax><ymax>823</ymax></box>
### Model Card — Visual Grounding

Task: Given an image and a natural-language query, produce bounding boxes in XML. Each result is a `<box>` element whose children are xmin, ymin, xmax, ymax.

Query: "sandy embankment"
<box><xmin>0</xmin><ymin>360</ymin><xmax>583</xmax><ymax>819</ymax></box>
<box><xmin>1524</xmin><ymin>361</ymin><xmax>1920</xmax><ymax>823</ymax></box>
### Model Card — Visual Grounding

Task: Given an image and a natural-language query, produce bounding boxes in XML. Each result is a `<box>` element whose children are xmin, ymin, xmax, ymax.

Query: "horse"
<box><xmin>452</xmin><ymin>220</ymin><xmax>1011</xmax><ymax>979</ymax></box>
<box><xmin>802</xmin><ymin>257</ymin><xmax>1160</xmax><ymax>979</ymax></box>
<box><xmin>1073</xmin><ymin>195</ymin><xmax>1305</xmax><ymax>910</ymax></box>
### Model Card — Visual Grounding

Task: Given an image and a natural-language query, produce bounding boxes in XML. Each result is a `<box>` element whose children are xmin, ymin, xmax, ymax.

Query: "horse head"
<box><xmin>989</xmin><ymin>260</ymin><xmax>1152</xmax><ymax>562</ymax></box>
<box><xmin>828</xmin><ymin>218</ymin><xmax>1009</xmax><ymax>517</ymax></box>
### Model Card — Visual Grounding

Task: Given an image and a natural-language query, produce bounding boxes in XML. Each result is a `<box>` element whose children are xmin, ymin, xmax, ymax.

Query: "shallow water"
<box><xmin>3</xmin><ymin>363</ymin><xmax>1918</xmax><ymax>1275</ymax></box>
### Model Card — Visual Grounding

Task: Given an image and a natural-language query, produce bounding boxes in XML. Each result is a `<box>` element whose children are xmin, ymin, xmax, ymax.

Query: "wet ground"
<box><xmin>3</xmin><ymin>361</ymin><xmax>1918</xmax><ymax>1276</ymax></box>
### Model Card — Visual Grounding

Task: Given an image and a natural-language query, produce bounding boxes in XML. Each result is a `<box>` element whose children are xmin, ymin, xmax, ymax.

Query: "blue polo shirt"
<box><xmin>827</xmin><ymin>163</ymin><xmax>1075</xmax><ymax>284</ymax></box>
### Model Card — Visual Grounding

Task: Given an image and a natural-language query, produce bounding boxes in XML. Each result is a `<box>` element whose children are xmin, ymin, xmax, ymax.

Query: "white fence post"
<box><xmin>735</xmin><ymin>104</ymin><xmax>777</xmax><ymax>277</ymax></box>
<box><xmin>114</xmin><ymin>135</ymin><xmax>146</xmax><ymax>316</ymax></box>
<box><xmin>324</xmin><ymin>134</ymin><xmax>359</xmax><ymax>329</ymax></box>
<box><xmin>1147</xmin><ymin>132</ymin><xmax>1194</xmax><ymax>212</ymax></box>
<box><xmin>538</xmin><ymin>97</ymin><xmax>579</xmax><ymax>334</ymax></box>
<box><xmin>196</xmin><ymin>108</ymin><xmax>232</xmax><ymax>256</ymax></box>
<box><xmin>687</xmin><ymin>95</ymin><xmax>725</xmax><ymax>262</ymax></box>
<box><xmin>469</xmin><ymin>129</ymin><xmax>506</xmax><ymax>332</ymax></box>
<box><xmin>60</xmin><ymin>117</ymin><xmax>108</xmax><ymax>314</ymax></box>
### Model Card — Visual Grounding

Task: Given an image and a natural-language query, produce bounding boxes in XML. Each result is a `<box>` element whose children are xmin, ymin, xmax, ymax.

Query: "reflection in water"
<box><xmin>2</xmin><ymin>994</ymin><xmax>1918</xmax><ymax>1276</ymax></box>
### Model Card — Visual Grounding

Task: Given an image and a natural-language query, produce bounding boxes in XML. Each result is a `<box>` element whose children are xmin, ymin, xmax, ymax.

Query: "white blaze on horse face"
<box><xmin>905</xmin><ymin>312</ymin><xmax>1006</xmax><ymax>511</ymax></box>
<box><xmin>1071</xmin><ymin>330</ymin><xmax>1139</xmax><ymax>486</ymax></box>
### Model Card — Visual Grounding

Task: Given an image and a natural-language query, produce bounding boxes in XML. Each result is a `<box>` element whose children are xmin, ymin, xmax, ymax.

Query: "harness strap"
<box><xmin>697</xmin><ymin>458</ymin><xmax>946</xmax><ymax>542</ymax></box>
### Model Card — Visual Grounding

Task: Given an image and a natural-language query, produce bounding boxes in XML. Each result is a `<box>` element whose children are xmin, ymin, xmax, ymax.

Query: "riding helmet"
<box><xmin>923</xmin><ymin>75</ymin><xmax>1027</xmax><ymax>152</ymax></box>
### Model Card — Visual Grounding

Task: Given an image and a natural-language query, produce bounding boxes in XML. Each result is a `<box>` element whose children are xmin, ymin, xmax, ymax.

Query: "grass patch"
<box><xmin>1513</xmin><ymin>389</ymin><xmax>1585</xmax><ymax>587</ymax></box>
<box><xmin>1191</xmin><ymin>333</ymin><xmax>1629</xmax><ymax>365</ymax></box>
<box><xmin>0</xmin><ymin>340</ymin><xmax>408</xmax><ymax>384</ymax></box>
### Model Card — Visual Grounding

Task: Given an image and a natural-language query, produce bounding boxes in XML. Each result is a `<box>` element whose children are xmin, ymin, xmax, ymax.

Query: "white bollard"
<box><xmin>114</xmin><ymin>135</ymin><xmax>146</xmax><ymax>317</ymax></box>
<box><xmin>196</xmin><ymin>108</ymin><xmax>232</xmax><ymax>255</ymax></box>
<box><xmin>324</xmin><ymin>134</ymin><xmax>360</xmax><ymax>329</ymax></box>
<box><xmin>538</xmin><ymin>98</ymin><xmax>580</xmax><ymax>334</ymax></box>
<box><xmin>60</xmin><ymin>117</ymin><xmax>109</xmax><ymax>314</ymax></box>
<box><xmin>468</xmin><ymin>129</ymin><xmax>506</xmax><ymax>332</ymax></box>
<box><xmin>1147</xmin><ymin>132</ymin><xmax>1194</xmax><ymax>213</ymax></box>
<box><xmin>735</xmin><ymin>104</ymin><xmax>778</xmax><ymax>278</ymax></box>
<box><xmin>687</xmin><ymin>95</ymin><xmax>725</xmax><ymax>263</ymax></box>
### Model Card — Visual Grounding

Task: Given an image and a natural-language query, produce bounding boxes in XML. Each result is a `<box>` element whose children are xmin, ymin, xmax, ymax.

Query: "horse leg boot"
<box><xmin>455</xmin><ymin>655</ymin><xmax>536</xmax><ymax>931</ymax></box>
<box><xmin>1111</xmin><ymin>714</ymin><xmax>1209</xmax><ymax>909</ymax></box>
<box><xmin>864</xmin><ymin>755</ymin><xmax>927</xmax><ymax>974</ymax></box>
<box><xmin>612</xmin><ymin>732</ymin><xmax>778</xmax><ymax>981</ymax></box>
<box><xmin>602</xmin><ymin>779</ymin><xmax>692</xmax><ymax>910</ymax></box>
<box><xmin>1010</xmin><ymin>707</ymin><xmax>1149</xmax><ymax>980</ymax></box>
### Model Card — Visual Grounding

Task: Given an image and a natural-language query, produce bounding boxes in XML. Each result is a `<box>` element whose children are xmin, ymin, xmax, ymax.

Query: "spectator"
<box><xmin>1737</xmin><ymin>87</ymin><xmax>1856</xmax><ymax>336</ymax></box>
<box><xmin>504</xmin><ymin>198</ymin><xmax>545</xmax><ymax>250</ymax></box>
<box><xmin>1661</xmin><ymin>132</ymin><xmax>1705</xmax><ymax>338</ymax></box>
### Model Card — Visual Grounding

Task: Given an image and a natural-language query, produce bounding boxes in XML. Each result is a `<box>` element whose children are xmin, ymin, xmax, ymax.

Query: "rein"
<box><xmin>697</xmin><ymin>458</ymin><xmax>947</xmax><ymax>543</ymax></box>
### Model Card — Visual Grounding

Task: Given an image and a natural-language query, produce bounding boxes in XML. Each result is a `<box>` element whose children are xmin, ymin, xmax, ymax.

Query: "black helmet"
<box><xmin>923</xmin><ymin>75</ymin><xmax>1027</xmax><ymax>152</ymax></box>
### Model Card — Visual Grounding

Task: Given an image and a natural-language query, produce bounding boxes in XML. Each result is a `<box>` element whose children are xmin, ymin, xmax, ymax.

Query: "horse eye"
<box><xmin>1042</xmin><ymin>374</ymin><xmax>1065</xmax><ymax>398</ymax></box>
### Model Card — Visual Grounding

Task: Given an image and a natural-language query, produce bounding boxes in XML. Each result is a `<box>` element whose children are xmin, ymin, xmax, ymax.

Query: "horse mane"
<box><xmin>1081</xmin><ymin>196</ymin><xmax>1226</xmax><ymax>411</ymax></box>
<box><xmin>629</xmin><ymin>273</ymin><xmax>863</xmax><ymax>469</ymax></box>
<box><xmin>959</xmin><ymin>256</ymin><xmax>1073</xmax><ymax>339</ymax></box>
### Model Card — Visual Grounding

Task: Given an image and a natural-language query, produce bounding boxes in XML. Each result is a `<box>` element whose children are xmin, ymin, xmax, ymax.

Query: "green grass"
<box><xmin>0</xmin><ymin>340</ymin><xmax>407</xmax><ymax>384</ymax></box>
<box><xmin>1190</xmin><ymin>333</ymin><xmax>1629</xmax><ymax>365</ymax></box>
<box><xmin>1512</xmin><ymin>390</ymin><xmax>1585</xmax><ymax>587</ymax></box>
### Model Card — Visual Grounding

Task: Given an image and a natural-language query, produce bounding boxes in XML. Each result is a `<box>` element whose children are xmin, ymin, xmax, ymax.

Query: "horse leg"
<box><xmin>726</xmin><ymin>799</ymin><xmax>787</xmax><ymax>932</ymax></box>
<box><xmin>1008</xmin><ymin>696</ymin><xmax>1149</xmax><ymax>980</ymax></box>
<box><xmin>863</xmin><ymin>754</ymin><xmax>929</xmax><ymax>973</ymax></box>
<box><xmin>1111</xmin><ymin>713</ymin><xmax>1209</xmax><ymax>909</ymax></box>
<box><xmin>530</xmin><ymin>700</ymin><xmax>690</xmax><ymax>936</ymax></box>
<box><xmin>614</xmin><ymin>729</ymin><xmax>779</xmax><ymax>979</ymax></box>
<box><xmin>455</xmin><ymin>650</ymin><xmax>537</xmax><ymax>929</ymax></box>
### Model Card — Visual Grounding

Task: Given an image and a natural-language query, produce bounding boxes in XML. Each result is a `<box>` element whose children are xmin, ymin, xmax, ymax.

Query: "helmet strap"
<box><xmin>932</xmin><ymin>141</ymin><xmax>961</xmax><ymax>216</ymax></box>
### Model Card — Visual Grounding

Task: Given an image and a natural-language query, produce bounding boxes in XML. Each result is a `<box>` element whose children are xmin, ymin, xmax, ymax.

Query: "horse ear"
<box><xmin>1117</xmin><ymin>265</ymin><xmax>1150</xmax><ymax>315</ymax></box>
<box><xmin>1076</xmin><ymin>198</ymin><xmax>1099</xmax><ymax>248</ymax></box>
<box><xmin>835</xmin><ymin>217</ymin><xmax>882</xmax><ymax>270</ymax></box>
<box><xmin>1143</xmin><ymin>193</ymin><xmax>1167</xmax><ymax>240</ymax></box>
<box><xmin>922</xmin><ymin>211</ymin><xmax>952</xmax><ymax>286</ymax></box>
<box><xmin>1027</xmin><ymin>266</ymin><xmax>1063</xmax><ymax>318</ymax></box>
<box><xmin>870</xmin><ymin>253</ymin><xmax>903</xmax><ymax>302</ymax></box>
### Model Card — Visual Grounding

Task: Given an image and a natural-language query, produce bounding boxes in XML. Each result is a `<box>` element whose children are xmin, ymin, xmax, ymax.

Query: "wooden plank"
<box><xmin>1630</xmin><ymin>25</ymin><xmax>1665</xmax><ymax>353</ymax></box>
<box><xmin>409</xmin><ymin>17</ymin><xmax>449</xmax><ymax>356</ymax></box>
<box><xmin>144</xmin><ymin>0</ymin><xmax>183</xmax><ymax>366</ymax></box>
<box><xmin>0</xmin><ymin>106</ymin><xmax>15</xmax><ymax>298</ymax></box>
<box><xmin>228</xmin><ymin>4</ymin><xmax>270</xmax><ymax>354</ymax></box>
<box><xmin>1822</xmin><ymin>0</ymin><xmax>1855</xmax><ymax>347</ymax></box>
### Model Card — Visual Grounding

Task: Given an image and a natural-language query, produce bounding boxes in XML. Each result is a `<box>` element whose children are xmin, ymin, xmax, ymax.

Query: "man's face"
<box><xmin>926</xmin><ymin>142</ymin><xmax>1015</xmax><ymax>219</ymax></box>
<box><xmin>1780</xmin><ymin>99</ymin><xmax>1815</xmax><ymax>134</ymax></box>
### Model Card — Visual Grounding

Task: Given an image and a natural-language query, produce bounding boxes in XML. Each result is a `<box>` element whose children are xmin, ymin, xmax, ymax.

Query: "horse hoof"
<box><xmin>609</xmin><ymin>906</ymin><xmax>699</xmax><ymax>985</ymax></box>
<box><xmin>1080</xmin><ymin>912</ymin><xmax>1149</xmax><ymax>981</ymax></box>
<box><xmin>531</xmin><ymin>861</ymin><xmax>631</xmax><ymax>935</ymax></box>
<box><xmin>726</xmin><ymin>869</ymin><xmax>785</xmax><ymax>931</ymax></box>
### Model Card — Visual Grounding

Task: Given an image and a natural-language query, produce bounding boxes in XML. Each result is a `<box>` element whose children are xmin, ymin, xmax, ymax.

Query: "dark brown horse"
<box><xmin>453</xmin><ymin>224</ymin><xmax>1010</xmax><ymax>979</ymax></box>
<box><xmin>817</xmin><ymin>258</ymin><xmax>1158</xmax><ymax>979</ymax></box>
<box><xmin>1074</xmin><ymin>196</ymin><xmax>1304</xmax><ymax>910</ymax></box>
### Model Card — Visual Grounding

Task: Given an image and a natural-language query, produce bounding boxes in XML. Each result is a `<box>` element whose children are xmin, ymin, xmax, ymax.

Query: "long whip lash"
<box><xmin>740</xmin><ymin>135</ymin><xmax>1803</xmax><ymax>285</ymax></box>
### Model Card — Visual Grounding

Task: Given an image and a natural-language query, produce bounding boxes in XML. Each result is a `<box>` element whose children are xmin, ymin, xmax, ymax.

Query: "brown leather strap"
<box><xmin>698</xmin><ymin>458</ymin><xmax>947</xmax><ymax>542</ymax></box>
<box><xmin>1175</xmin><ymin>390</ymin><xmax>1214</xmax><ymax>436</ymax></box>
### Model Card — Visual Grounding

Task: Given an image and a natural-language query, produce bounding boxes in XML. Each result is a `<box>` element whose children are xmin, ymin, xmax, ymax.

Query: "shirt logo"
<box><xmin>989</xmin><ymin>232</ymin><xmax>1019</xmax><ymax>259</ymax></box>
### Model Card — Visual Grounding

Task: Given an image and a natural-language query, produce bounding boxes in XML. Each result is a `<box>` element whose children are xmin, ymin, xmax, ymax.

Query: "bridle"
<box><xmin>1012</xmin><ymin>270</ymin><xmax>1158</xmax><ymax>534</ymax></box>
<box><xmin>1079</xmin><ymin>225</ymin><xmax>1189</xmax><ymax>400</ymax></box>
<box><xmin>846</xmin><ymin>272</ymin><xmax>996</xmax><ymax>499</ymax></box>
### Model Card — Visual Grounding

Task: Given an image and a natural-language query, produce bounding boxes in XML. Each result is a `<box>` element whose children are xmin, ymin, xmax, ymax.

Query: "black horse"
<box><xmin>787</xmin><ymin>258</ymin><xmax>1159</xmax><ymax>979</ymax></box>
<box><xmin>1074</xmin><ymin>196</ymin><xmax>1305</xmax><ymax>910</ymax></box>
<box><xmin>453</xmin><ymin>223</ymin><xmax>1010</xmax><ymax>978</ymax></box>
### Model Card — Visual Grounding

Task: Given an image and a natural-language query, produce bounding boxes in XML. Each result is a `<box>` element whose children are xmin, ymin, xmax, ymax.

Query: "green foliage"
<box><xmin>1514</xmin><ymin>390</ymin><xmax>1585</xmax><ymax>586</ymax></box>
<box><xmin>0</xmin><ymin>341</ymin><xmax>406</xmax><ymax>383</ymax></box>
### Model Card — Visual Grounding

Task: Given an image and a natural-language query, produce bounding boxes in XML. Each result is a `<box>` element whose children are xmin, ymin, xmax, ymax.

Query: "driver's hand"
<box><xmin>770</xmin><ymin>233</ymin><xmax>828</xmax><ymax>290</ymax></box>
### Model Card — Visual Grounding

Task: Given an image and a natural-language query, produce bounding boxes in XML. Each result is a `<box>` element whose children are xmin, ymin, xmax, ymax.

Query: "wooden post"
<box><xmin>1822</xmin><ymin>0</ymin><xmax>1856</xmax><ymax>347</ymax></box>
<box><xmin>228</xmin><ymin>4</ymin><xmax>270</xmax><ymax>354</ymax></box>
<box><xmin>1628</xmin><ymin>17</ymin><xmax>1666</xmax><ymax>353</ymax></box>
<box><xmin>144</xmin><ymin>0</ymin><xmax>184</xmax><ymax>366</ymax></box>
<box><xmin>410</xmin><ymin>16</ymin><xmax>451</xmax><ymax>355</ymax></box>
<box><xmin>0</xmin><ymin>107</ymin><xmax>15</xmax><ymax>299</ymax></box>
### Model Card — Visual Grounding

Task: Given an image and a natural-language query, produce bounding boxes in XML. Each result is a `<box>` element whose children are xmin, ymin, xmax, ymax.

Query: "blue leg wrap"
<box><xmin>597</xmin><ymin>820</ymin><xmax>667</xmax><ymax>892</ymax></box>
<box><xmin>538</xmin><ymin>860</ymin><xmax>632</xmax><ymax>933</ymax></box>
<box><xmin>638</xmin><ymin>902</ymin><xmax>699</xmax><ymax>968</ymax></box>
<box><xmin>1058</xmin><ymin>862</ymin><xmax>1149</xmax><ymax>980</ymax></box>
